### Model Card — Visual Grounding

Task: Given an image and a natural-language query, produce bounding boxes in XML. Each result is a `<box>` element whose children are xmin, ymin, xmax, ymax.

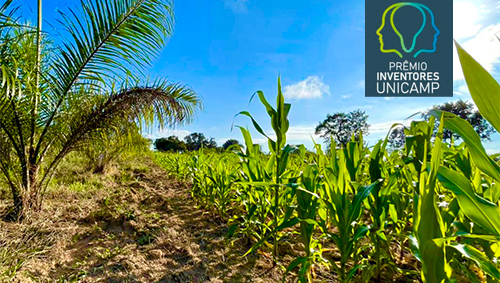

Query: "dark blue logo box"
<box><xmin>365</xmin><ymin>0</ymin><xmax>453</xmax><ymax>97</ymax></box>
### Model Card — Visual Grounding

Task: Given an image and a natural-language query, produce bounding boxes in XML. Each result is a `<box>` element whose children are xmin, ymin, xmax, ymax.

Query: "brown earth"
<box><xmin>0</xmin><ymin>155</ymin><xmax>310</xmax><ymax>283</ymax></box>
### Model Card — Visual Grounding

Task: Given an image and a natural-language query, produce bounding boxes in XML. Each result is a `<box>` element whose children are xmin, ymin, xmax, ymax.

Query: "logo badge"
<box><xmin>365</xmin><ymin>1</ymin><xmax>453</xmax><ymax>97</ymax></box>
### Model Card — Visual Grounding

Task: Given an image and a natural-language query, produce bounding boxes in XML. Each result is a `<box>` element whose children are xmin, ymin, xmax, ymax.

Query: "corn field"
<box><xmin>155</xmin><ymin>45</ymin><xmax>500</xmax><ymax>282</ymax></box>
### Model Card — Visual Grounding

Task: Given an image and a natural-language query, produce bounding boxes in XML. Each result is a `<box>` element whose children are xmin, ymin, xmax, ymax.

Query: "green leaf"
<box><xmin>438</xmin><ymin>166</ymin><xmax>500</xmax><ymax>236</ymax></box>
<box><xmin>434</xmin><ymin>233</ymin><xmax>500</xmax><ymax>245</ymax></box>
<box><xmin>277</xmin><ymin>217</ymin><xmax>300</xmax><ymax>230</ymax></box>
<box><xmin>299</xmin><ymin>218</ymin><xmax>320</xmax><ymax>226</ymax></box>
<box><xmin>250</xmin><ymin>90</ymin><xmax>276</xmax><ymax>118</ymax></box>
<box><xmin>455</xmin><ymin>42</ymin><xmax>500</xmax><ymax>134</ymax></box>
<box><xmin>346</xmin><ymin>264</ymin><xmax>363</xmax><ymax>281</ymax></box>
<box><xmin>348</xmin><ymin>180</ymin><xmax>380</xmax><ymax>224</ymax></box>
<box><xmin>236</xmin><ymin>111</ymin><xmax>272</xmax><ymax>141</ymax></box>
<box><xmin>428</xmin><ymin>110</ymin><xmax>500</xmax><ymax>182</ymax></box>
<box><xmin>448</xmin><ymin>243</ymin><xmax>500</xmax><ymax>281</ymax></box>
<box><xmin>283</xmin><ymin>256</ymin><xmax>308</xmax><ymax>283</ymax></box>
<box><xmin>415</xmin><ymin>113</ymin><xmax>449</xmax><ymax>282</ymax></box>
<box><xmin>243</xmin><ymin>233</ymin><xmax>272</xmax><ymax>257</ymax></box>
<box><xmin>227</xmin><ymin>224</ymin><xmax>238</xmax><ymax>238</ymax></box>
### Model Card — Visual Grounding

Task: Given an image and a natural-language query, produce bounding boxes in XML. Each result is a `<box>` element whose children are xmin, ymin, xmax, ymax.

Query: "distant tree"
<box><xmin>205</xmin><ymin>138</ymin><xmax>218</xmax><ymax>149</ymax></box>
<box><xmin>154</xmin><ymin>136</ymin><xmax>187</xmax><ymax>152</ymax></box>
<box><xmin>425</xmin><ymin>100</ymin><xmax>494</xmax><ymax>142</ymax></box>
<box><xmin>184</xmin><ymin>132</ymin><xmax>205</xmax><ymax>151</ymax></box>
<box><xmin>315</xmin><ymin>110</ymin><xmax>370</xmax><ymax>148</ymax></box>
<box><xmin>388</xmin><ymin>127</ymin><xmax>406</xmax><ymax>149</ymax></box>
<box><xmin>222</xmin><ymin>139</ymin><xmax>242</xmax><ymax>150</ymax></box>
<box><xmin>184</xmin><ymin>132</ymin><xmax>217</xmax><ymax>151</ymax></box>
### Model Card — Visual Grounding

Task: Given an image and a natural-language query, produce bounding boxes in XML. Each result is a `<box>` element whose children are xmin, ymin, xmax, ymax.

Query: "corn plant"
<box><xmin>205</xmin><ymin>156</ymin><xmax>238</xmax><ymax>219</ymax></box>
<box><xmin>284</xmin><ymin>164</ymin><xmax>323</xmax><ymax>283</ymax></box>
<box><xmin>316</xmin><ymin>141</ymin><xmax>378</xmax><ymax>282</ymax></box>
<box><xmin>228</xmin><ymin>127</ymin><xmax>275</xmax><ymax>243</ymax></box>
<box><xmin>235</xmin><ymin>77</ymin><xmax>296</xmax><ymax>262</ymax></box>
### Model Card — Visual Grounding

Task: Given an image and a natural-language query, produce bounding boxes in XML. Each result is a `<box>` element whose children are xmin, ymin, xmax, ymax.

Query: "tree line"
<box><xmin>315</xmin><ymin>100</ymin><xmax>494</xmax><ymax>149</ymax></box>
<box><xmin>154</xmin><ymin>133</ymin><xmax>242</xmax><ymax>152</ymax></box>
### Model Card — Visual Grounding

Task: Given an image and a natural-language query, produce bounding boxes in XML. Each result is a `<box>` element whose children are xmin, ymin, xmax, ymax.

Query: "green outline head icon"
<box><xmin>376</xmin><ymin>2</ymin><xmax>440</xmax><ymax>58</ymax></box>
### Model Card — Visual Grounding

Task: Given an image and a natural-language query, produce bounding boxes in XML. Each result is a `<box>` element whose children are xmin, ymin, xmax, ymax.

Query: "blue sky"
<box><xmin>18</xmin><ymin>0</ymin><xmax>500</xmax><ymax>151</ymax></box>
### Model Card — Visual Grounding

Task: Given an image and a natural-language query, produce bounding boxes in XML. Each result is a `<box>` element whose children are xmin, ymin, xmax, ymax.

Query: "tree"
<box><xmin>222</xmin><ymin>139</ymin><xmax>242</xmax><ymax>150</ymax></box>
<box><xmin>205</xmin><ymin>138</ymin><xmax>218</xmax><ymax>149</ymax></box>
<box><xmin>388</xmin><ymin>127</ymin><xmax>406</xmax><ymax>149</ymax></box>
<box><xmin>315</xmin><ymin>110</ymin><xmax>370</xmax><ymax>148</ymax></box>
<box><xmin>0</xmin><ymin>0</ymin><xmax>202</xmax><ymax>220</ymax></box>
<box><xmin>425</xmin><ymin>100</ymin><xmax>494</xmax><ymax>142</ymax></box>
<box><xmin>154</xmin><ymin>136</ymin><xmax>187</xmax><ymax>152</ymax></box>
<box><xmin>184</xmin><ymin>133</ymin><xmax>217</xmax><ymax>151</ymax></box>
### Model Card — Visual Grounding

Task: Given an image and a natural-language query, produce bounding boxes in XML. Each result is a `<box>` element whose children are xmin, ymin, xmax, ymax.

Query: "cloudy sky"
<box><xmin>18</xmin><ymin>0</ymin><xmax>500</xmax><ymax>151</ymax></box>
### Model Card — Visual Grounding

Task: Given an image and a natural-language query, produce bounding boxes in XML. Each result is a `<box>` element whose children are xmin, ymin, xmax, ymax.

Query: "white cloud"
<box><xmin>454</xmin><ymin>23</ymin><xmax>500</xmax><ymax>81</ymax></box>
<box><xmin>369</xmin><ymin>120</ymin><xmax>412</xmax><ymax>136</ymax></box>
<box><xmin>453</xmin><ymin>84</ymin><xmax>470</xmax><ymax>97</ymax></box>
<box><xmin>358</xmin><ymin>80</ymin><xmax>365</xmax><ymax>89</ymax></box>
<box><xmin>287</xmin><ymin>125</ymin><xmax>322</xmax><ymax>142</ymax></box>
<box><xmin>342</xmin><ymin>94</ymin><xmax>352</xmax><ymax>99</ymax></box>
<box><xmin>251</xmin><ymin>125</ymin><xmax>321</xmax><ymax>145</ymax></box>
<box><xmin>222</xmin><ymin>0</ymin><xmax>248</xmax><ymax>13</ymax></box>
<box><xmin>453</xmin><ymin>2</ymin><xmax>482</xmax><ymax>40</ymax></box>
<box><xmin>487</xmin><ymin>147</ymin><xmax>500</xmax><ymax>155</ymax></box>
<box><xmin>284</xmin><ymin>76</ymin><xmax>331</xmax><ymax>99</ymax></box>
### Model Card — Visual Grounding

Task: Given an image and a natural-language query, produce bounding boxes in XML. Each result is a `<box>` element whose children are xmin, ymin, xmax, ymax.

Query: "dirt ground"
<box><xmin>0</xmin><ymin>155</ymin><xmax>311</xmax><ymax>283</ymax></box>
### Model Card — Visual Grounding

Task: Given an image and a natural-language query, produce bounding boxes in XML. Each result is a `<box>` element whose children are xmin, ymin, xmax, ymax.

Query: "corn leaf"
<box><xmin>455</xmin><ymin>42</ymin><xmax>500</xmax><ymax>134</ymax></box>
<box><xmin>448</xmin><ymin>243</ymin><xmax>500</xmax><ymax>281</ymax></box>
<box><xmin>437</xmin><ymin>166</ymin><xmax>500</xmax><ymax>236</ymax></box>
<box><xmin>428</xmin><ymin>110</ymin><xmax>500</xmax><ymax>182</ymax></box>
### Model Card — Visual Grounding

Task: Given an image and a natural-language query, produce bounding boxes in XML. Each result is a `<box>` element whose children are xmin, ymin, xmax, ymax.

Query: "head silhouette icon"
<box><xmin>376</xmin><ymin>2</ymin><xmax>440</xmax><ymax>58</ymax></box>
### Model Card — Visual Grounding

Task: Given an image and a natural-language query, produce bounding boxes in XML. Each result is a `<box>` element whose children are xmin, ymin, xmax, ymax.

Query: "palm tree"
<box><xmin>0</xmin><ymin>0</ymin><xmax>202</xmax><ymax>220</ymax></box>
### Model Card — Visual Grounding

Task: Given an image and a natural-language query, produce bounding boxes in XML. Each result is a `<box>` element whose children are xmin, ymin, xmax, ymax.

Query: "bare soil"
<box><xmin>0</xmin><ymin>156</ymin><xmax>303</xmax><ymax>282</ymax></box>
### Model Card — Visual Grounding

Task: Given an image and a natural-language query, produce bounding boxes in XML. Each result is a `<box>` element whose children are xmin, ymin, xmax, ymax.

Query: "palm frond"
<box><xmin>0</xmin><ymin>0</ymin><xmax>19</xmax><ymax>31</ymax></box>
<box><xmin>36</xmin><ymin>0</ymin><xmax>175</xmax><ymax>161</ymax></box>
<box><xmin>38</xmin><ymin>79</ymin><xmax>201</xmax><ymax>184</ymax></box>
<box><xmin>50</xmin><ymin>0</ymin><xmax>174</xmax><ymax>97</ymax></box>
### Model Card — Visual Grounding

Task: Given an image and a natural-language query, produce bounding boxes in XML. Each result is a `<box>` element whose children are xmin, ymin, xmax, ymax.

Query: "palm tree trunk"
<box><xmin>26</xmin><ymin>162</ymin><xmax>41</xmax><ymax>211</ymax></box>
<box><xmin>8</xmin><ymin>163</ymin><xmax>40</xmax><ymax>221</ymax></box>
<box><xmin>8</xmin><ymin>184</ymin><xmax>22</xmax><ymax>221</ymax></box>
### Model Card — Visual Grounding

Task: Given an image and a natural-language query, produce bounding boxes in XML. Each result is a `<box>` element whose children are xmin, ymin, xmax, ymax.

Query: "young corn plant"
<box><xmin>151</xmin><ymin>47</ymin><xmax>500</xmax><ymax>280</ymax></box>
<box><xmin>228</xmin><ymin>127</ymin><xmax>274</xmax><ymax>244</ymax></box>
<box><xmin>284</xmin><ymin>164</ymin><xmax>323</xmax><ymax>282</ymax></box>
<box><xmin>413</xmin><ymin>114</ymin><xmax>451</xmax><ymax>282</ymax></box>
<box><xmin>205</xmin><ymin>156</ymin><xmax>239</xmax><ymax>219</ymax></box>
<box><xmin>235</xmin><ymin>77</ymin><xmax>296</xmax><ymax>263</ymax></box>
<box><xmin>424</xmin><ymin>43</ymin><xmax>500</xmax><ymax>281</ymax></box>
<box><xmin>319</xmin><ymin>144</ymin><xmax>380</xmax><ymax>282</ymax></box>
